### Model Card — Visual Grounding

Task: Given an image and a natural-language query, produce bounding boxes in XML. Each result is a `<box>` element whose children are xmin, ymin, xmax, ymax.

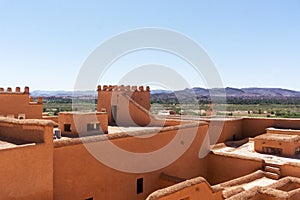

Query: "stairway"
<box><xmin>264</xmin><ymin>164</ymin><xmax>281</xmax><ymax>180</ymax></box>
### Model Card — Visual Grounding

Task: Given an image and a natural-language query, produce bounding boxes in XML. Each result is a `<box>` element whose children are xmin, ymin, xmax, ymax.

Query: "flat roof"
<box><xmin>255</xmin><ymin>133</ymin><xmax>300</xmax><ymax>142</ymax></box>
<box><xmin>54</xmin><ymin>122</ymin><xmax>205</xmax><ymax>148</ymax></box>
<box><xmin>58</xmin><ymin>111</ymin><xmax>107</xmax><ymax>115</ymax></box>
<box><xmin>0</xmin><ymin>138</ymin><xmax>35</xmax><ymax>150</ymax></box>
<box><xmin>211</xmin><ymin>139</ymin><xmax>300</xmax><ymax>165</ymax></box>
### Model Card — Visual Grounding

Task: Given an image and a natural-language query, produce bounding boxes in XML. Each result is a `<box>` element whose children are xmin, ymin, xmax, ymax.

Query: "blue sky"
<box><xmin>0</xmin><ymin>0</ymin><xmax>299</xmax><ymax>91</ymax></box>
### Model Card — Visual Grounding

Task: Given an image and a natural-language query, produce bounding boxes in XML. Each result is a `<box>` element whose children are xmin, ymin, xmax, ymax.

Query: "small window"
<box><xmin>87</xmin><ymin>123</ymin><xmax>100</xmax><ymax>131</ymax></box>
<box><xmin>295</xmin><ymin>147</ymin><xmax>300</xmax><ymax>155</ymax></box>
<box><xmin>18</xmin><ymin>114</ymin><xmax>26</xmax><ymax>119</ymax></box>
<box><xmin>262</xmin><ymin>147</ymin><xmax>282</xmax><ymax>155</ymax></box>
<box><xmin>85</xmin><ymin>198</ymin><xmax>93</xmax><ymax>200</ymax></box>
<box><xmin>7</xmin><ymin>114</ymin><xmax>14</xmax><ymax>118</ymax></box>
<box><xmin>64</xmin><ymin>124</ymin><xmax>71</xmax><ymax>132</ymax></box>
<box><xmin>137</xmin><ymin>178</ymin><xmax>143</xmax><ymax>194</ymax></box>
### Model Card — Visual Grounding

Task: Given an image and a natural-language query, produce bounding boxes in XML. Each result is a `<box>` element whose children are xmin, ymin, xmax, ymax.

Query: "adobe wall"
<box><xmin>267</xmin><ymin>127</ymin><xmax>300</xmax><ymax>135</ymax></box>
<box><xmin>0</xmin><ymin>118</ymin><xmax>55</xmax><ymax>199</ymax></box>
<box><xmin>280</xmin><ymin>164</ymin><xmax>300</xmax><ymax>178</ymax></box>
<box><xmin>146</xmin><ymin>177</ymin><xmax>223</xmax><ymax>200</ymax></box>
<box><xmin>0</xmin><ymin>87</ymin><xmax>43</xmax><ymax>119</ymax></box>
<box><xmin>203</xmin><ymin>118</ymin><xmax>300</xmax><ymax>144</ymax></box>
<box><xmin>215</xmin><ymin>119</ymin><xmax>243</xmax><ymax>143</ymax></box>
<box><xmin>0</xmin><ymin>117</ymin><xmax>55</xmax><ymax>144</ymax></box>
<box><xmin>242</xmin><ymin>118</ymin><xmax>300</xmax><ymax>138</ymax></box>
<box><xmin>58</xmin><ymin>112</ymin><xmax>108</xmax><ymax>136</ymax></box>
<box><xmin>43</xmin><ymin>115</ymin><xmax>59</xmax><ymax>123</ymax></box>
<box><xmin>206</xmin><ymin>153</ymin><xmax>264</xmax><ymax>185</ymax></box>
<box><xmin>53</xmin><ymin>123</ymin><xmax>209</xmax><ymax>200</ymax></box>
<box><xmin>254</xmin><ymin>139</ymin><xmax>298</xmax><ymax>157</ymax></box>
<box><xmin>97</xmin><ymin>85</ymin><xmax>151</xmax><ymax>126</ymax></box>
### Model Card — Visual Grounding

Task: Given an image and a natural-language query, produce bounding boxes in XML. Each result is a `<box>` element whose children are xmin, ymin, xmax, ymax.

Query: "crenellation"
<box><xmin>132</xmin><ymin>85</ymin><xmax>137</xmax><ymax>91</ymax></box>
<box><xmin>103</xmin><ymin>85</ymin><xmax>108</xmax><ymax>91</ymax></box>
<box><xmin>0</xmin><ymin>86</ymin><xmax>43</xmax><ymax>119</ymax></box>
<box><xmin>15</xmin><ymin>87</ymin><xmax>21</xmax><ymax>93</ymax></box>
<box><xmin>97</xmin><ymin>85</ymin><xmax>101</xmax><ymax>91</ymax></box>
<box><xmin>24</xmin><ymin>86</ymin><xmax>30</xmax><ymax>94</ymax></box>
<box><xmin>29</xmin><ymin>97</ymin><xmax>34</xmax><ymax>102</ymax></box>
<box><xmin>108</xmin><ymin>85</ymin><xmax>114</xmax><ymax>91</ymax></box>
<box><xmin>0</xmin><ymin>86</ymin><xmax>30</xmax><ymax>94</ymax></box>
<box><xmin>146</xmin><ymin>86</ymin><xmax>150</xmax><ymax>92</ymax></box>
<box><xmin>139</xmin><ymin>85</ymin><xmax>144</xmax><ymax>91</ymax></box>
<box><xmin>98</xmin><ymin>85</ymin><xmax>151</xmax><ymax>93</ymax></box>
<box><xmin>125</xmin><ymin>85</ymin><xmax>130</xmax><ymax>91</ymax></box>
<box><xmin>38</xmin><ymin>97</ymin><xmax>43</xmax><ymax>104</ymax></box>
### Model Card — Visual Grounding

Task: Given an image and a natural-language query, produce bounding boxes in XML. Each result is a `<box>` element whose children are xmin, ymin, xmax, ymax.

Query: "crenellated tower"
<box><xmin>0</xmin><ymin>86</ymin><xmax>43</xmax><ymax>119</ymax></box>
<box><xmin>97</xmin><ymin>85</ymin><xmax>151</xmax><ymax>126</ymax></box>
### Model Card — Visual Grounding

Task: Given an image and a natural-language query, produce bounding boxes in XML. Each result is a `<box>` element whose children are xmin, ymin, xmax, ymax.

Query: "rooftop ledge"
<box><xmin>59</xmin><ymin>111</ymin><xmax>107</xmax><ymax>115</ymax></box>
<box><xmin>0</xmin><ymin>117</ymin><xmax>57</xmax><ymax>127</ymax></box>
<box><xmin>54</xmin><ymin>121</ymin><xmax>208</xmax><ymax>148</ymax></box>
<box><xmin>146</xmin><ymin>176</ymin><xmax>211</xmax><ymax>200</ymax></box>
<box><xmin>267</xmin><ymin>127</ymin><xmax>300</xmax><ymax>134</ymax></box>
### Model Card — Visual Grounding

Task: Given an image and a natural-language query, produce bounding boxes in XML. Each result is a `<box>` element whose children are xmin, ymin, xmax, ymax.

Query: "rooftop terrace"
<box><xmin>212</xmin><ymin>138</ymin><xmax>300</xmax><ymax>165</ymax></box>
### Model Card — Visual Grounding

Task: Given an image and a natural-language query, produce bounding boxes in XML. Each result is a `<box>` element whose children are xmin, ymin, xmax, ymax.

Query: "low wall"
<box><xmin>146</xmin><ymin>177</ymin><xmax>223</xmax><ymax>200</ymax></box>
<box><xmin>53</xmin><ymin>123</ymin><xmax>209</xmax><ymax>200</ymax></box>
<box><xmin>207</xmin><ymin>153</ymin><xmax>264</xmax><ymax>185</ymax></box>
<box><xmin>0</xmin><ymin>118</ymin><xmax>54</xmax><ymax>199</ymax></box>
<box><xmin>43</xmin><ymin>115</ymin><xmax>58</xmax><ymax>123</ymax></box>
<box><xmin>242</xmin><ymin>118</ymin><xmax>300</xmax><ymax>138</ymax></box>
<box><xmin>0</xmin><ymin>117</ymin><xmax>56</xmax><ymax>144</ymax></box>
<box><xmin>280</xmin><ymin>163</ymin><xmax>300</xmax><ymax>178</ymax></box>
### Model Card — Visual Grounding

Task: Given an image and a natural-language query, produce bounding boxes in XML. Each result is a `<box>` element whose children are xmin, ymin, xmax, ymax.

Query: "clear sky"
<box><xmin>0</xmin><ymin>0</ymin><xmax>299</xmax><ymax>91</ymax></box>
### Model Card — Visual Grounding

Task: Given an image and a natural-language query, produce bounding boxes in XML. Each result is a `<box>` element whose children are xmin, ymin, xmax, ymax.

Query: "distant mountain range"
<box><xmin>31</xmin><ymin>87</ymin><xmax>300</xmax><ymax>98</ymax></box>
<box><xmin>30</xmin><ymin>90</ymin><xmax>97</xmax><ymax>97</ymax></box>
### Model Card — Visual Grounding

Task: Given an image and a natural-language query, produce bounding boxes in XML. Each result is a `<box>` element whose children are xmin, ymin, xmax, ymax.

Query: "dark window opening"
<box><xmin>85</xmin><ymin>198</ymin><xmax>93</xmax><ymax>200</ymax></box>
<box><xmin>112</xmin><ymin>105</ymin><xmax>118</xmax><ymax>123</ymax></box>
<box><xmin>137</xmin><ymin>178</ymin><xmax>143</xmax><ymax>194</ymax></box>
<box><xmin>262</xmin><ymin>147</ymin><xmax>282</xmax><ymax>155</ymax></box>
<box><xmin>87</xmin><ymin>123</ymin><xmax>100</xmax><ymax>131</ymax></box>
<box><xmin>64</xmin><ymin>124</ymin><xmax>71</xmax><ymax>132</ymax></box>
<box><xmin>295</xmin><ymin>147</ymin><xmax>300</xmax><ymax>155</ymax></box>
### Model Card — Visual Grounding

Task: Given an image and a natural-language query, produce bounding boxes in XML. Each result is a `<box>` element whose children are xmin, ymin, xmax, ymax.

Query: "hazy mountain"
<box><xmin>31</xmin><ymin>87</ymin><xmax>300</xmax><ymax>99</ymax></box>
<box><xmin>240</xmin><ymin>88</ymin><xmax>300</xmax><ymax>97</ymax></box>
<box><xmin>150</xmin><ymin>87</ymin><xmax>300</xmax><ymax>102</ymax></box>
<box><xmin>30</xmin><ymin>90</ymin><xmax>97</xmax><ymax>97</ymax></box>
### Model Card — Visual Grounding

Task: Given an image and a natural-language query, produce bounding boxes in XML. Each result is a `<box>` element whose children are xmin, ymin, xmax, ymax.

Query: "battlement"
<box><xmin>0</xmin><ymin>86</ymin><xmax>30</xmax><ymax>94</ymax></box>
<box><xmin>97</xmin><ymin>85</ymin><xmax>150</xmax><ymax>92</ymax></box>
<box><xmin>0</xmin><ymin>86</ymin><xmax>43</xmax><ymax>119</ymax></box>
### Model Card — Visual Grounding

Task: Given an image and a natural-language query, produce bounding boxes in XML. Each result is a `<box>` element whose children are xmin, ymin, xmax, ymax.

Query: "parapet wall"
<box><xmin>207</xmin><ymin>153</ymin><xmax>264</xmax><ymax>185</ymax></box>
<box><xmin>266</xmin><ymin>127</ymin><xmax>300</xmax><ymax>136</ymax></box>
<box><xmin>146</xmin><ymin>177</ymin><xmax>222</xmax><ymax>200</ymax></box>
<box><xmin>0</xmin><ymin>86</ymin><xmax>30</xmax><ymax>94</ymax></box>
<box><xmin>0</xmin><ymin>117</ymin><xmax>55</xmax><ymax>199</ymax></box>
<box><xmin>201</xmin><ymin>117</ymin><xmax>300</xmax><ymax>144</ymax></box>
<box><xmin>97</xmin><ymin>84</ymin><xmax>150</xmax><ymax>92</ymax></box>
<box><xmin>0</xmin><ymin>117</ymin><xmax>56</xmax><ymax>144</ymax></box>
<box><xmin>53</xmin><ymin>122</ymin><xmax>209</xmax><ymax>200</ymax></box>
<box><xmin>242</xmin><ymin>118</ymin><xmax>300</xmax><ymax>138</ymax></box>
